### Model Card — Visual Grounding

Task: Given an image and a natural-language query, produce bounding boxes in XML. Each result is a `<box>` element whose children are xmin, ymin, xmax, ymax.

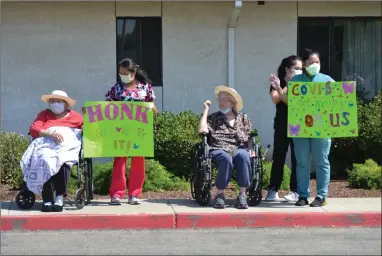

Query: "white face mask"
<box><xmin>305</xmin><ymin>63</ymin><xmax>320</xmax><ymax>76</ymax></box>
<box><xmin>293</xmin><ymin>69</ymin><xmax>303</xmax><ymax>76</ymax></box>
<box><xmin>120</xmin><ymin>74</ymin><xmax>134</xmax><ymax>84</ymax></box>
<box><xmin>219</xmin><ymin>107</ymin><xmax>231</xmax><ymax>114</ymax></box>
<box><xmin>50</xmin><ymin>102</ymin><xmax>65</xmax><ymax>114</ymax></box>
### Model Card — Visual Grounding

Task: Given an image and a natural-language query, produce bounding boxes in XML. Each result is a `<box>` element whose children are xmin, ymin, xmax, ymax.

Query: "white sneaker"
<box><xmin>265</xmin><ymin>190</ymin><xmax>279</xmax><ymax>201</ymax></box>
<box><xmin>284</xmin><ymin>191</ymin><xmax>299</xmax><ymax>202</ymax></box>
<box><xmin>128</xmin><ymin>196</ymin><xmax>142</xmax><ymax>205</ymax></box>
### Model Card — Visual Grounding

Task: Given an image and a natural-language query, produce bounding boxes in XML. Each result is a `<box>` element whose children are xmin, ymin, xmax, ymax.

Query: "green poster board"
<box><xmin>287</xmin><ymin>81</ymin><xmax>358</xmax><ymax>138</ymax></box>
<box><xmin>83</xmin><ymin>101</ymin><xmax>154</xmax><ymax>158</ymax></box>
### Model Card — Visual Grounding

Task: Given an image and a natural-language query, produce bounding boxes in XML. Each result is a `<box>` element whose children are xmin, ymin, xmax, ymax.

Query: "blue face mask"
<box><xmin>49</xmin><ymin>102</ymin><xmax>65</xmax><ymax>114</ymax></box>
<box><xmin>219</xmin><ymin>107</ymin><xmax>231</xmax><ymax>114</ymax></box>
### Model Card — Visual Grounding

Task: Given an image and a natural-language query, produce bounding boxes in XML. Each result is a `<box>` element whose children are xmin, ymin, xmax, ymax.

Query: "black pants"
<box><xmin>42</xmin><ymin>164</ymin><xmax>70</xmax><ymax>203</ymax></box>
<box><xmin>268</xmin><ymin>125</ymin><xmax>297</xmax><ymax>192</ymax></box>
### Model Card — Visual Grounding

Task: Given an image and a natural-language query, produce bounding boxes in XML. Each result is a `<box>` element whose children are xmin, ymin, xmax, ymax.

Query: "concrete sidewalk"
<box><xmin>1</xmin><ymin>198</ymin><xmax>381</xmax><ymax>231</ymax></box>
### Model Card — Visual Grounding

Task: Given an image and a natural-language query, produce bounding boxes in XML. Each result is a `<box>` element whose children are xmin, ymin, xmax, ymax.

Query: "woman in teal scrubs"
<box><xmin>289</xmin><ymin>49</ymin><xmax>335</xmax><ymax>207</ymax></box>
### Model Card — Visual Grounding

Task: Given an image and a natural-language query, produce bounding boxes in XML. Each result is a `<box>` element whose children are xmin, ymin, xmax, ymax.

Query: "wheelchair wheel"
<box><xmin>248</xmin><ymin>190</ymin><xmax>262</xmax><ymax>206</ymax></box>
<box><xmin>195</xmin><ymin>185</ymin><xmax>211</xmax><ymax>206</ymax></box>
<box><xmin>75</xmin><ymin>188</ymin><xmax>85</xmax><ymax>210</ymax></box>
<box><xmin>87</xmin><ymin>158</ymin><xmax>94</xmax><ymax>200</ymax></box>
<box><xmin>190</xmin><ymin>173</ymin><xmax>196</xmax><ymax>199</ymax></box>
<box><xmin>247</xmin><ymin>149</ymin><xmax>263</xmax><ymax>206</ymax></box>
<box><xmin>15</xmin><ymin>189</ymin><xmax>35</xmax><ymax>210</ymax></box>
<box><xmin>84</xmin><ymin>158</ymin><xmax>93</xmax><ymax>205</ymax></box>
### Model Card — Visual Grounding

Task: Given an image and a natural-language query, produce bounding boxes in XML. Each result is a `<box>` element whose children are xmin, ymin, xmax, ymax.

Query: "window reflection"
<box><xmin>298</xmin><ymin>18</ymin><xmax>381</xmax><ymax>98</ymax></box>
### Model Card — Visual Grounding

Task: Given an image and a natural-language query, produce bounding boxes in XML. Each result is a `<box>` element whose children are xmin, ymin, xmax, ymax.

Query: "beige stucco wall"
<box><xmin>162</xmin><ymin>1</ymin><xmax>231</xmax><ymax>113</ymax></box>
<box><xmin>116</xmin><ymin>1</ymin><xmax>162</xmax><ymax>16</ymax></box>
<box><xmin>1</xmin><ymin>1</ymin><xmax>116</xmax><ymax>131</ymax></box>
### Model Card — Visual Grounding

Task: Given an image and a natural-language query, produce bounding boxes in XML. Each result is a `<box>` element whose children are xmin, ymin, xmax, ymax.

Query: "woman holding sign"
<box><xmin>105</xmin><ymin>58</ymin><xmax>156</xmax><ymax>205</ymax></box>
<box><xmin>289</xmin><ymin>49</ymin><xmax>335</xmax><ymax>207</ymax></box>
<box><xmin>267</xmin><ymin>55</ymin><xmax>302</xmax><ymax>203</ymax></box>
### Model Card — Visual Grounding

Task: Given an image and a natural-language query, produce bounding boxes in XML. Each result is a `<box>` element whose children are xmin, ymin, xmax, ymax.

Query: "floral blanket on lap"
<box><xmin>20</xmin><ymin>126</ymin><xmax>82</xmax><ymax>195</ymax></box>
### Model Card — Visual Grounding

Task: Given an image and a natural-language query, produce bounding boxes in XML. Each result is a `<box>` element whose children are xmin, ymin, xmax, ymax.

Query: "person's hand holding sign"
<box><xmin>152</xmin><ymin>106</ymin><xmax>158</xmax><ymax>114</ymax></box>
<box><xmin>147</xmin><ymin>102</ymin><xmax>158</xmax><ymax>114</ymax></box>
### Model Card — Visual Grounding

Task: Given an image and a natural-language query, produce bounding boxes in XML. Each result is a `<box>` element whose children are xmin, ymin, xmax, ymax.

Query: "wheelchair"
<box><xmin>190</xmin><ymin>130</ymin><xmax>271</xmax><ymax>206</ymax></box>
<box><xmin>15</xmin><ymin>133</ymin><xmax>94</xmax><ymax>210</ymax></box>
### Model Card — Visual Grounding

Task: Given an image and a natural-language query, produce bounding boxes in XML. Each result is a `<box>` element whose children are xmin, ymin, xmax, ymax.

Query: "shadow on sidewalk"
<box><xmin>2</xmin><ymin>198</ymin><xmax>300</xmax><ymax>213</ymax></box>
<box><xmin>3</xmin><ymin>199</ymin><xmax>173</xmax><ymax>213</ymax></box>
<box><xmin>167</xmin><ymin>198</ymin><xmax>298</xmax><ymax>209</ymax></box>
<box><xmin>1</xmin><ymin>201</ymin><xmax>13</xmax><ymax>211</ymax></box>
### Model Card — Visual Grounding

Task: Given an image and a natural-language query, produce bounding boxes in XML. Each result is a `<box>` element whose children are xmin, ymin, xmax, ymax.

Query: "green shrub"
<box><xmin>347</xmin><ymin>159</ymin><xmax>382</xmax><ymax>189</ymax></box>
<box><xmin>331</xmin><ymin>91</ymin><xmax>382</xmax><ymax>174</ymax></box>
<box><xmin>0</xmin><ymin>131</ymin><xmax>30</xmax><ymax>188</ymax></box>
<box><xmin>92</xmin><ymin>161</ymin><xmax>113</xmax><ymax>195</ymax></box>
<box><xmin>92</xmin><ymin>159</ymin><xmax>188</xmax><ymax>195</ymax></box>
<box><xmin>262</xmin><ymin>161</ymin><xmax>291</xmax><ymax>191</ymax></box>
<box><xmin>144</xmin><ymin>159</ymin><xmax>188</xmax><ymax>191</ymax></box>
<box><xmin>154</xmin><ymin>110</ymin><xmax>201</xmax><ymax>178</ymax></box>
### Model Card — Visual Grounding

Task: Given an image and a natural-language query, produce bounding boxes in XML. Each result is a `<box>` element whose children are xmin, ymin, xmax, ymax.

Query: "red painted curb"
<box><xmin>1</xmin><ymin>214</ymin><xmax>175</xmax><ymax>231</ymax></box>
<box><xmin>1</xmin><ymin>212</ymin><xmax>380</xmax><ymax>231</ymax></box>
<box><xmin>176</xmin><ymin>212</ymin><xmax>382</xmax><ymax>229</ymax></box>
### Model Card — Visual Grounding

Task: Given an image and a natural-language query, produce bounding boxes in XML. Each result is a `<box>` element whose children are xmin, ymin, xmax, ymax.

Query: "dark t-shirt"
<box><xmin>270</xmin><ymin>84</ymin><xmax>287</xmax><ymax>131</ymax></box>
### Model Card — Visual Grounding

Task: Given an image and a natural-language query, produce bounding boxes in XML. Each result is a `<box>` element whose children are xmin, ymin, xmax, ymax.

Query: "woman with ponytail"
<box><xmin>105</xmin><ymin>58</ymin><xmax>157</xmax><ymax>205</ymax></box>
<box><xmin>266</xmin><ymin>55</ymin><xmax>302</xmax><ymax>203</ymax></box>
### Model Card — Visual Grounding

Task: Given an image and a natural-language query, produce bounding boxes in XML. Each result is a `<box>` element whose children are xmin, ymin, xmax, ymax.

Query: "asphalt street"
<box><xmin>1</xmin><ymin>227</ymin><xmax>381</xmax><ymax>255</ymax></box>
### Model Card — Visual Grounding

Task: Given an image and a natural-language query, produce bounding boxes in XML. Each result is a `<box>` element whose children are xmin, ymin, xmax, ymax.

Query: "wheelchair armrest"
<box><xmin>249</xmin><ymin>130</ymin><xmax>258</xmax><ymax>138</ymax></box>
<box><xmin>197</xmin><ymin>133</ymin><xmax>211</xmax><ymax>158</ymax></box>
<box><xmin>199</xmin><ymin>132</ymin><xmax>208</xmax><ymax>137</ymax></box>
<box><xmin>199</xmin><ymin>133</ymin><xmax>209</xmax><ymax>145</ymax></box>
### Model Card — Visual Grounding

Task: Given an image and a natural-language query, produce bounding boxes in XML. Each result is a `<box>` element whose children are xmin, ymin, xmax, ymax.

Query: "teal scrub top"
<box><xmin>290</xmin><ymin>72</ymin><xmax>335</xmax><ymax>83</ymax></box>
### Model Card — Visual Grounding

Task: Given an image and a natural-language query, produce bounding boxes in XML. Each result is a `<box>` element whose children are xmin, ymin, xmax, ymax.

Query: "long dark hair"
<box><xmin>277</xmin><ymin>55</ymin><xmax>302</xmax><ymax>88</ymax></box>
<box><xmin>118</xmin><ymin>58</ymin><xmax>152</xmax><ymax>84</ymax></box>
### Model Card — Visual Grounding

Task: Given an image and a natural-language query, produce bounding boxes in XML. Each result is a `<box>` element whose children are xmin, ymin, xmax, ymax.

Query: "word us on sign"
<box><xmin>82</xmin><ymin>101</ymin><xmax>154</xmax><ymax>158</ymax></box>
<box><xmin>287</xmin><ymin>81</ymin><xmax>358</xmax><ymax>138</ymax></box>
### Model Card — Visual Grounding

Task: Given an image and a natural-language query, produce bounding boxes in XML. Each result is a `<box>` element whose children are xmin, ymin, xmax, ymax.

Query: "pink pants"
<box><xmin>109</xmin><ymin>157</ymin><xmax>145</xmax><ymax>198</ymax></box>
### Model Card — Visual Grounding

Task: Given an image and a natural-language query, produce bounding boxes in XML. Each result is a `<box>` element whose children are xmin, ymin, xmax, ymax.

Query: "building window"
<box><xmin>116</xmin><ymin>17</ymin><xmax>162</xmax><ymax>86</ymax></box>
<box><xmin>298</xmin><ymin>17</ymin><xmax>382</xmax><ymax>98</ymax></box>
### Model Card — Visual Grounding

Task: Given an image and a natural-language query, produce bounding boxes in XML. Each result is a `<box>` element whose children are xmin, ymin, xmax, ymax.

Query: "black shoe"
<box><xmin>295</xmin><ymin>197</ymin><xmax>309</xmax><ymax>206</ymax></box>
<box><xmin>41</xmin><ymin>204</ymin><xmax>53</xmax><ymax>212</ymax></box>
<box><xmin>213</xmin><ymin>194</ymin><xmax>226</xmax><ymax>209</ymax></box>
<box><xmin>310</xmin><ymin>197</ymin><xmax>327</xmax><ymax>207</ymax></box>
<box><xmin>53</xmin><ymin>204</ymin><xmax>64</xmax><ymax>212</ymax></box>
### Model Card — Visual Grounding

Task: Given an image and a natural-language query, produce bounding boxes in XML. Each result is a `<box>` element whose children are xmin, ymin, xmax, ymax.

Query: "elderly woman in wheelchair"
<box><xmin>197</xmin><ymin>85</ymin><xmax>257</xmax><ymax>209</ymax></box>
<box><xmin>20</xmin><ymin>90</ymin><xmax>83</xmax><ymax>212</ymax></box>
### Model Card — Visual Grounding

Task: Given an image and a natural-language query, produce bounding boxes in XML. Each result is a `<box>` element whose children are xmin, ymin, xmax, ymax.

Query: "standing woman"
<box><xmin>290</xmin><ymin>49</ymin><xmax>334</xmax><ymax>207</ymax></box>
<box><xmin>105</xmin><ymin>58</ymin><xmax>157</xmax><ymax>205</ymax></box>
<box><xmin>266</xmin><ymin>55</ymin><xmax>302</xmax><ymax>202</ymax></box>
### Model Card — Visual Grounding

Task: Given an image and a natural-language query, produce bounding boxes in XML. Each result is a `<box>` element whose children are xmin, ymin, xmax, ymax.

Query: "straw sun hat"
<box><xmin>41</xmin><ymin>90</ymin><xmax>76</xmax><ymax>107</ymax></box>
<box><xmin>214</xmin><ymin>85</ymin><xmax>243</xmax><ymax>111</ymax></box>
